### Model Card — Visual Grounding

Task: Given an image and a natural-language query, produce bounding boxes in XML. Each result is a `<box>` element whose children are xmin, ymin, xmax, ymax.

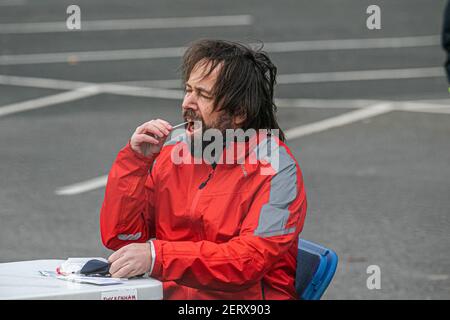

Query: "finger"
<box><xmin>137</xmin><ymin>120</ymin><xmax>171</xmax><ymax>135</ymax></box>
<box><xmin>135</xmin><ymin>123</ymin><xmax>148</xmax><ymax>134</ymax></box>
<box><xmin>136</xmin><ymin>121</ymin><xmax>161</xmax><ymax>135</ymax></box>
<box><xmin>109</xmin><ymin>255</ymin><xmax>129</xmax><ymax>276</ymax></box>
<box><xmin>124</xmin><ymin>266</ymin><xmax>139</xmax><ymax>279</ymax></box>
<box><xmin>112</xmin><ymin>262</ymin><xmax>133</xmax><ymax>279</ymax></box>
<box><xmin>135</xmin><ymin>133</ymin><xmax>159</xmax><ymax>145</ymax></box>
<box><xmin>158</xmin><ymin>119</ymin><xmax>172</xmax><ymax>130</ymax></box>
<box><xmin>155</xmin><ymin>120</ymin><xmax>171</xmax><ymax>136</ymax></box>
<box><xmin>108</xmin><ymin>248</ymin><xmax>125</xmax><ymax>264</ymax></box>
<box><xmin>149</xmin><ymin>120</ymin><xmax>170</xmax><ymax>136</ymax></box>
<box><xmin>142</xmin><ymin>124</ymin><xmax>165</xmax><ymax>138</ymax></box>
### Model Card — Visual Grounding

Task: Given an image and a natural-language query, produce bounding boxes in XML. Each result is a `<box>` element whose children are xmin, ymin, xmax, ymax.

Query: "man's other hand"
<box><xmin>108</xmin><ymin>242</ymin><xmax>152</xmax><ymax>278</ymax></box>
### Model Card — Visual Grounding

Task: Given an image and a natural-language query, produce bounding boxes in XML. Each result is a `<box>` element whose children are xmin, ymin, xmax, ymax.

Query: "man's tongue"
<box><xmin>186</xmin><ymin>119</ymin><xmax>201</xmax><ymax>133</ymax></box>
<box><xmin>187</xmin><ymin>121</ymin><xmax>194</xmax><ymax>133</ymax></box>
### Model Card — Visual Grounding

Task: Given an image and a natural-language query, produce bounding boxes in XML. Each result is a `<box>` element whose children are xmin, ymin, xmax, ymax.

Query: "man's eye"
<box><xmin>200</xmin><ymin>94</ymin><xmax>212</xmax><ymax>100</ymax></box>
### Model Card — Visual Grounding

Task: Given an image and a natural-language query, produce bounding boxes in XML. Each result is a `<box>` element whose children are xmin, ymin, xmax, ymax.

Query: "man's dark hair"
<box><xmin>181</xmin><ymin>39</ymin><xmax>286</xmax><ymax>142</ymax></box>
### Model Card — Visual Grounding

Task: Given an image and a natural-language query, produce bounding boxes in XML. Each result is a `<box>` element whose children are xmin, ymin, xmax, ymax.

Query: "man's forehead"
<box><xmin>187</xmin><ymin>60</ymin><xmax>221</xmax><ymax>88</ymax></box>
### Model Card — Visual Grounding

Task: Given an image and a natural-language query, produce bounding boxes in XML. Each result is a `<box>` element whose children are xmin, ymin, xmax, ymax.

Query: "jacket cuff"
<box><xmin>149</xmin><ymin>239</ymin><xmax>164</xmax><ymax>279</ymax></box>
<box><xmin>123</xmin><ymin>141</ymin><xmax>158</xmax><ymax>171</ymax></box>
<box><xmin>148</xmin><ymin>240</ymin><xmax>156</xmax><ymax>275</ymax></box>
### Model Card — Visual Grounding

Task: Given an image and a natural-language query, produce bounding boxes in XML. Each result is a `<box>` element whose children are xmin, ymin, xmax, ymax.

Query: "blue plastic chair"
<box><xmin>295</xmin><ymin>239</ymin><xmax>338</xmax><ymax>300</ymax></box>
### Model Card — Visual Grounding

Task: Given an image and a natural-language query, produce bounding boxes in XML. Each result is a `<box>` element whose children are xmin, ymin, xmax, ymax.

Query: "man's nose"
<box><xmin>182</xmin><ymin>92</ymin><xmax>198</xmax><ymax>112</ymax></box>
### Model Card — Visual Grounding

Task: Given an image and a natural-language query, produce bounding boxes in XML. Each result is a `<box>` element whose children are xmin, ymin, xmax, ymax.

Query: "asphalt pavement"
<box><xmin>0</xmin><ymin>0</ymin><xmax>449</xmax><ymax>299</ymax></box>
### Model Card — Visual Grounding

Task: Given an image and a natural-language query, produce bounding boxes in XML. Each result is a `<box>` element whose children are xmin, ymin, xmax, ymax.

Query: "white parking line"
<box><xmin>263</xmin><ymin>35</ymin><xmax>440</xmax><ymax>52</ymax></box>
<box><xmin>275</xmin><ymin>98</ymin><xmax>378</xmax><ymax>109</ymax></box>
<box><xmin>0</xmin><ymin>47</ymin><xmax>186</xmax><ymax>65</ymax></box>
<box><xmin>0</xmin><ymin>74</ymin><xmax>91</xmax><ymax>90</ymax></box>
<box><xmin>113</xmin><ymin>67</ymin><xmax>445</xmax><ymax>89</ymax></box>
<box><xmin>284</xmin><ymin>102</ymin><xmax>394</xmax><ymax>140</ymax></box>
<box><xmin>1</xmin><ymin>74</ymin><xmax>448</xmax><ymax>118</ymax></box>
<box><xmin>0</xmin><ymin>15</ymin><xmax>253</xmax><ymax>34</ymax></box>
<box><xmin>277</xmin><ymin>98</ymin><xmax>450</xmax><ymax>114</ymax></box>
<box><xmin>55</xmin><ymin>175</ymin><xmax>108</xmax><ymax>196</ymax></box>
<box><xmin>113</xmin><ymin>79</ymin><xmax>182</xmax><ymax>89</ymax></box>
<box><xmin>1</xmin><ymin>66</ymin><xmax>444</xmax><ymax>99</ymax></box>
<box><xmin>277</xmin><ymin>67</ymin><xmax>445</xmax><ymax>84</ymax></box>
<box><xmin>410</xmin><ymin>108</ymin><xmax>450</xmax><ymax>114</ymax></box>
<box><xmin>0</xmin><ymin>35</ymin><xmax>440</xmax><ymax>65</ymax></box>
<box><xmin>393</xmin><ymin>101</ymin><xmax>450</xmax><ymax>114</ymax></box>
<box><xmin>0</xmin><ymin>74</ymin><xmax>185</xmax><ymax>107</ymax></box>
<box><xmin>100</xmin><ymin>83</ymin><xmax>184</xmax><ymax>100</ymax></box>
<box><xmin>0</xmin><ymin>85</ymin><xmax>100</xmax><ymax>118</ymax></box>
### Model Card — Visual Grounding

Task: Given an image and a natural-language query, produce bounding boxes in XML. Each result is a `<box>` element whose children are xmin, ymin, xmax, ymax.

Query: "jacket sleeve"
<box><xmin>150</xmin><ymin>152</ymin><xmax>307</xmax><ymax>292</ymax></box>
<box><xmin>100</xmin><ymin>142</ymin><xmax>157</xmax><ymax>251</ymax></box>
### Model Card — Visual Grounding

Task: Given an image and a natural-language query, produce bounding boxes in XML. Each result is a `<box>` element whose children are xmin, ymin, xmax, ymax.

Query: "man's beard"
<box><xmin>183</xmin><ymin>109</ymin><xmax>233</xmax><ymax>161</ymax></box>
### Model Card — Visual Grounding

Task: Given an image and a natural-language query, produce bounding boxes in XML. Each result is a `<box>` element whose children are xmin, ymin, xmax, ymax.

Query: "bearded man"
<box><xmin>100</xmin><ymin>40</ymin><xmax>307</xmax><ymax>300</ymax></box>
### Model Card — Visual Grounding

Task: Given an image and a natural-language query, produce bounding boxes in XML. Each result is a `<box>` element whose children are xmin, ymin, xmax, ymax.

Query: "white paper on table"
<box><xmin>39</xmin><ymin>270</ymin><xmax>126</xmax><ymax>286</ymax></box>
<box><xmin>58</xmin><ymin>257</ymin><xmax>109</xmax><ymax>275</ymax></box>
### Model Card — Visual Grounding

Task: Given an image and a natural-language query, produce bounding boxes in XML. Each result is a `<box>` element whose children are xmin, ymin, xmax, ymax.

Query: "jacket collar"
<box><xmin>171</xmin><ymin>129</ymin><xmax>274</xmax><ymax>170</ymax></box>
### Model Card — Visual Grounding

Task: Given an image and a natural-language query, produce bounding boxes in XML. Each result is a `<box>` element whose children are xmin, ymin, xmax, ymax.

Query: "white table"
<box><xmin>0</xmin><ymin>260</ymin><xmax>163</xmax><ymax>300</ymax></box>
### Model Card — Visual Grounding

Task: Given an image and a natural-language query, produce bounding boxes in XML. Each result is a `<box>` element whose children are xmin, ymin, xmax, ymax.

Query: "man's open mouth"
<box><xmin>185</xmin><ymin>119</ymin><xmax>197</xmax><ymax>133</ymax></box>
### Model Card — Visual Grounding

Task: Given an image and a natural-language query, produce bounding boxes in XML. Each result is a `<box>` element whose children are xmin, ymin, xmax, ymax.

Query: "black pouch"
<box><xmin>80</xmin><ymin>259</ymin><xmax>111</xmax><ymax>277</ymax></box>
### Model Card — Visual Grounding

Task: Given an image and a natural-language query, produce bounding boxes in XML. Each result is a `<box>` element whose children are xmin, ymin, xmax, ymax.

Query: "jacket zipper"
<box><xmin>261</xmin><ymin>280</ymin><xmax>266</xmax><ymax>300</ymax></box>
<box><xmin>187</xmin><ymin>286</ymin><xmax>192</xmax><ymax>299</ymax></box>
<box><xmin>189</xmin><ymin>164</ymin><xmax>217</xmax><ymax>240</ymax></box>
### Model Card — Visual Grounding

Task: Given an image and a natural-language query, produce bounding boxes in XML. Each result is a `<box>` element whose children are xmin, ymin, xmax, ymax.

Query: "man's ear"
<box><xmin>233</xmin><ymin>114</ymin><xmax>246</xmax><ymax>127</ymax></box>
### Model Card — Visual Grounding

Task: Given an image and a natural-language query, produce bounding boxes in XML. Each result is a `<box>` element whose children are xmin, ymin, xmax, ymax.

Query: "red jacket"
<box><xmin>100</xmin><ymin>131</ymin><xmax>307</xmax><ymax>299</ymax></box>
